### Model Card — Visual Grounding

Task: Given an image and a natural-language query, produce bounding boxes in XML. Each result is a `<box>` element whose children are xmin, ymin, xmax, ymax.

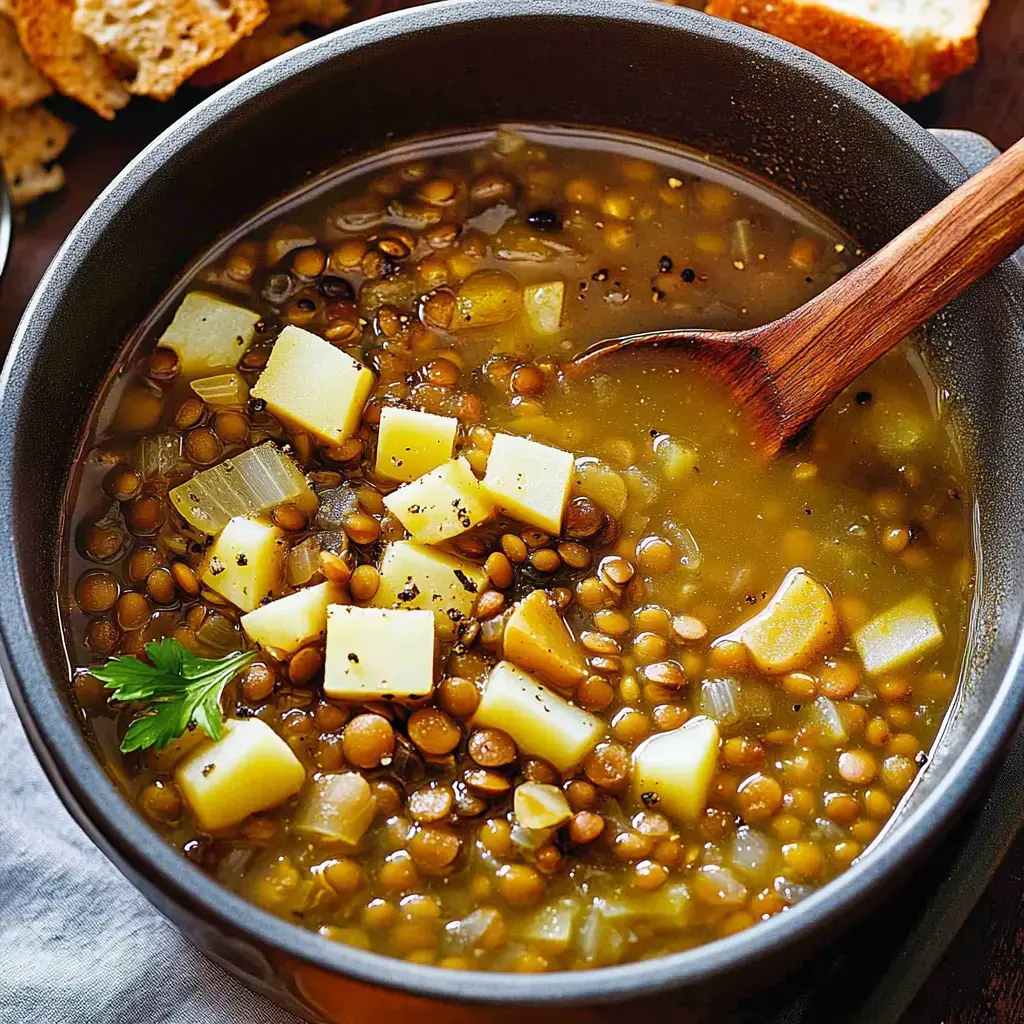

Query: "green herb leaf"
<box><xmin>92</xmin><ymin>638</ymin><xmax>255</xmax><ymax>753</ymax></box>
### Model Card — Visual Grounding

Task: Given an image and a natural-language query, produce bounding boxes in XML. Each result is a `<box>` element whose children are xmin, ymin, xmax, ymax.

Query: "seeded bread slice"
<box><xmin>704</xmin><ymin>0</ymin><xmax>990</xmax><ymax>102</ymax></box>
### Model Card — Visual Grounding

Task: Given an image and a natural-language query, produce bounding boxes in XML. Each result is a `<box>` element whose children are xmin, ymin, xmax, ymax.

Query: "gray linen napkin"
<box><xmin>0</xmin><ymin>682</ymin><xmax>303</xmax><ymax>1024</ymax></box>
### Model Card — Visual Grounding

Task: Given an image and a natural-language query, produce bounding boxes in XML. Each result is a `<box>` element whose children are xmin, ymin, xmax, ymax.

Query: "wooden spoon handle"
<box><xmin>764</xmin><ymin>136</ymin><xmax>1024</xmax><ymax>433</ymax></box>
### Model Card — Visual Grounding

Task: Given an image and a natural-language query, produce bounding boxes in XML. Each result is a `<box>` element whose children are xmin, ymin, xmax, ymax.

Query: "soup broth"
<box><xmin>62</xmin><ymin>126</ymin><xmax>973</xmax><ymax>972</ymax></box>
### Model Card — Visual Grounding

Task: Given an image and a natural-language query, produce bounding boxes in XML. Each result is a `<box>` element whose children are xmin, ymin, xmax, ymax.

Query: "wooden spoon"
<box><xmin>572</xmin><ymin>136</ymin><xmax>1024</xmax><ymax>456</ymax></box>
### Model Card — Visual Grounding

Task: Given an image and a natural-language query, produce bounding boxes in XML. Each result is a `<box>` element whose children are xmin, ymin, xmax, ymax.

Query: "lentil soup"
<box><xmin>63</xmin><ymin>126</ymin><xmax>974</xmax><ymax>972</ymax></box>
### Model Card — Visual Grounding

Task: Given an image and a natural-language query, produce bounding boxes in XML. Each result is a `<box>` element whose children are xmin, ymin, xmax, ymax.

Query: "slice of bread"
<box><xmin>72</xmin><ymin>0</ymin><xmax>269</xmax><ymax>101</ymax></box>
<box><xmin>0</xmin><ymin>102</ymin><xmax>71</xmax><ymax>205</ymax></box>
<box><xmin>11</xmin><ymin>0</ymin><xmax>129</xmax><ymax>119</ymax></box>
<box><xmin>705</xmin><ymin>0</ymin><xmax>990</xmax><ymax>102</ymax></box>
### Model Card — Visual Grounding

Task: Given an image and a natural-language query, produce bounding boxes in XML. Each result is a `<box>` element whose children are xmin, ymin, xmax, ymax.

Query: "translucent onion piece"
<box><xmin>169</xmin><ymin>442</ymin><xmax>316</xmax><ymax>535</ymax></box>
<box><xmin>773</xmin><ymin>876</ymin><xmax>816</xmax><ymax>905</ymax></box>
<box><xmin>806</xmin><ymin>695</ymin><xmax>848</xmax><ymax>744</ymax></box>
<box><xmin>509</xmin><ymin>822</ymin><xmax>553</xmax><ymax>852</ymax></box>
<box><xmin>287</xmin><ymin>535</ymin><xmax>322</xmax><ymax>587</ymax></box>
<box><xmin>445</xmin><ymin>907</ymin><xmax>503</xmax><ymax>953</ymax></box>
<box><xmin>666</xmin><ymin>523</ymin><xmax>703</xmax><ymax>575</ymax></box>
<box><xmin>652</xmin><ymin>434</ymin><xmax>699</xmax><ymax>482</ymax></box>
<box><xmin>576</xmin><ymin>902</ymin><xmax>626</xmax><ymax>967</ymax></box>
<box><xmin>294</xmin><ymin>773</ymin><xmax>376</xmax><ymax>845</ymax></box>
<box><xmin>700</xmin><ymin>677</ymin><xmax>740</xmax><ymax>726</ymax></box>
<box><xmin>134</xmin><ymin>432</ymin><xmax>185</xmax><ymax>480</ymax></box>
<box><xmin>194</xmin><ymin>612</ymin><xmax>243</xmax><ymax>657</ymax></box>
<box><xmin>623</xmin><ymin>466</ymin><xmax>660</xmax><ymax>510</ymax></box>
<box><xmin>572</xmin><ymin>457</ymin><xmax>628</xmax><ymax>517</ymax></box>
<box><xmin>190</xmin><ymin>372</ymin><xmax>249</xmax><ymax>406</ymax></box>
<box><xmin>728</xmin><ymin>826</ymin><xmax>774</xmax><ymax>884</ymax></box>
<box><xmin>731</xmin><ymin>218</ymin><xmax>754</xmax><ymax>263</ymax></box>
<box><xmin>810</xmin><ymin>816</ymin><xmax>849</xmax><ymax>844</ymax></box>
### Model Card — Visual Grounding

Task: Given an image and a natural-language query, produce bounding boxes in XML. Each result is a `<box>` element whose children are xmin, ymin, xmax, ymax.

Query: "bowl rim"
<box><xmin>3</xmin><ymin>0</ymin><xmax>1024</xmax><ymax>1008</ymax></box>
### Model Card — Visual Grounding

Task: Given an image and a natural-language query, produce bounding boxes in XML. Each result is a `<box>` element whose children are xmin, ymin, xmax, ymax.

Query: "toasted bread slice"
<box><xmin>11</xmin><ymin>0</ymin><xmax>129</xmax><ymax>119</ymax></box>
<box><xmin>705</xmin><ymin>0</ymin><xmax>990</xmax><ymax>102</ymax></box>
<box><xmin>190</xmin><ymin>0</ymin><xmax>351</xmax><ymax>87</ymax></box>
<box><xmin>0</xmin><ymin>102</ymin><xmax>71</xmax><ymax>204</ymax></box>
<box><xmin>0</xmin><ymin>14</ymin><xmax>51</xmax><ymax>110</ymax></box>
<box><xmin>73</xmin><ymin>0</ymin><xmax>269</xmax><ymax>101</ymax></box>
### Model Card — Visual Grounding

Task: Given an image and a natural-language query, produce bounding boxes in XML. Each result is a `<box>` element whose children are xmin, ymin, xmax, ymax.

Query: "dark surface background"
<box><xmin>1</xmin><ymin>2</ymin><xmax>1022</xmax><ymax>1021</ymax></box>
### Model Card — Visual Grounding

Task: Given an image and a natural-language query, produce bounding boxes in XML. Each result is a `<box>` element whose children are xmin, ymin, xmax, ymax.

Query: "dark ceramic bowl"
<box><xmin>2</xmin><ymin>2</ymin><xmax>1024</xmax><ymax>1020</ymax></box>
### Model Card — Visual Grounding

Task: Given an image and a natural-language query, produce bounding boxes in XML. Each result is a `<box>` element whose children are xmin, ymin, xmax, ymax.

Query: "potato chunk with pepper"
<box><xmin>718</xmin><ymin>568</ymin><xmax>838</xmax><ymax>674</ymax></box>
<box><xmin>503</xmin><ymin>589</ymin><xmax>588</xmax><ymax>688</ymax></box>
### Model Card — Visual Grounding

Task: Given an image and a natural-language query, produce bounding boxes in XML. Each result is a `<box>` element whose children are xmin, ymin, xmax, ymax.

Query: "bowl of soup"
<box><xmin>3</xmin><ymin>1</ymin><xmax>1024</xmax><ymax>1019</ymax></box>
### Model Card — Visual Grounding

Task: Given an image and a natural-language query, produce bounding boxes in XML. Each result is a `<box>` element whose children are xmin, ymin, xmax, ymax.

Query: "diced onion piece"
<box><xmin>728</xmin><ymin>826</ymin><xmax>774</xmax><ymax>885</ymax></box>
<box><xmin>853</xmin><ymin>593</ymin><xmax>943</xmax><ymax>675</ymax></box>
<box><xmin>293</xmin><ymin>772</ymin><xmax>377</xmax><ymax>845</ymax></box>
<box><xmin>572</xmin><ymin>457</ymin><xmax>627</xmax><ymax>517</ymax></box>
<box><xmin>576</xmin><ymin>902</ymin><xmax>626</xmax><ymax>967</ymax></box>
<box><xmin>194</xmin><ymin>612</ymin><xmax>244</xmax><ymax>657</ymax></box>
<box><xmin>522</xmin><ymin>280</ymin><xmax>565</xmax><ymax>335</ymax></box>
<box><xmin>134</xmin><ymin>432</ymin><xmax>185</xmax><ymax>480</ymax></box>
<box><xmin>287</xmin><ymin>536</ymin><xmax>322</xmax><ymax>587</ymax></box>
<box><xmin>447</xmin><ymin>907</ymin><xmax>505</xmax><ymax>952</ymax></box>
<box><xmin>731</xmin><ymin>218</ymin><xmax>754</xmax><ymax>263</ymax></box>
<box><xmin>652</xmin><ymin>434</ymin><xmax>699</xmax><ymax>482</ymax></box>
<box><xmin>513</xmin><ymin>782</ymin><xmax>572</xmax><ymax>830</ymax></box>
<box><xmin>513</xmin><ymin>900</ymin><xmax>580</xmax><ymax>955</ymax></box>
<box><xmin>806</xmin><ymin>695</ymin><xmax>848</xmax><ymax>744</ymax></box>
<box><xmin>510</xmin><ymin>823</ymin><xmax>554</xmax><ymax>852</ymax></box>
<box><xmin>700</xmin><ymin>677</ymin><xmax>740</xmax><ymax>726</ymax></box>
<box><xmin>169</xmin><ymin>442</ymin><xmax>317</xmax><ymax>535</ymax></box>
<box><xmin>190</xmin><ymin>372</ymin><xmax>250</xmax><ymax>406</ymax></box>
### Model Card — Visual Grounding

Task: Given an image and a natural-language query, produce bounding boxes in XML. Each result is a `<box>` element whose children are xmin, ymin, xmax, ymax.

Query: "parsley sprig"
<box><xmin>91</xmin><ymin>638</ymin><xmax>255</xmax><ymax>753</ymax></box>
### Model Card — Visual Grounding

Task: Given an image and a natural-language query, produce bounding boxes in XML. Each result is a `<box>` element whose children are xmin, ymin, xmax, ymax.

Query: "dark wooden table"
<box><xmin>2</xmin><ymin>3</ymin><xmax>1022</xmax><ymax>1021</ymax></box>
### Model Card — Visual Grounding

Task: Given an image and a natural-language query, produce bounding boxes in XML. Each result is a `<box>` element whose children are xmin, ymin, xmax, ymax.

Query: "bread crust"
<box><xmin>705</xmin><ymin>0</ymin><xmax>985</xmax><ymax>103</ymax></box>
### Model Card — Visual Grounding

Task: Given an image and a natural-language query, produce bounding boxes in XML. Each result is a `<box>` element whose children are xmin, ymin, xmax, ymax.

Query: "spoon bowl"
<box><xmin>574</xmin><ymin>136</ymin><xmax>1024</xmax><ymax>455</ymax></box>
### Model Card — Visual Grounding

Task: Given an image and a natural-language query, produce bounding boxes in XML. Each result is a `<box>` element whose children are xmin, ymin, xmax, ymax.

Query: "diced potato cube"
<box><xmin>473</xmin><ymin>661</ymin><xmax>604</xmax><ymax>771</ymax></box>
<box><xmin>631</xmin><ymin>715</ymin><xmax>720</xmax><ymax>825</ymax></box>
<box><xmin>853</xmin><ymin>593</ymin><xmax>943</xmax><ymax>675</ymax></box>
<box><xmin>324</xmin><ymin>605</ymin><xmax>435</xmax><ymax>701</ymax></box>
<box><xmin>293</xmin><ymin>772</ymin><xmax>377</xmax><ymax>845</ymax></box>
<box><xmin>375</xmin><ymin>407</ymin><xmax>458</xmax><ymax>483</ymax></box>
<box><xmin>482</xmin><ymin>433</ymin><xmax>574</xmax><ymax>534</ymax></box>
<box><xmin>503</xmin><ymin>589</ymin><xmax>588</xmax><ymax>688</ymax></box>
<box><xmin>157</xmin><ymin>291</ymin><xmax>260</xmax><ymax>377</ymax></box>
<box><xmin>523</xmin><ymin>280</ymin><xmax>565</xmax><ymax>335</ymax></box>
<box><xmin>240</xmin><ymin>581</ymin><xmax>345</xmax><ymax>655</ymax></box>
<box><xmin>371</xmin><ymin>540</ymin><xmax>487</xmax><ymax>639</ymax></box>
<box><xmin>250</xmin><ymin>325</ymin><xmax>375</xmax><ymax>445</ymax></box>
<box><xmin>514</xmin><ymin>782</ymin><xmax>572</xmax><ymax>830</ymax></box>
<box><xmin>382</xmin><ymin>458</ymin><xmax>493</xmax><ymax>544</ymax></box>
<box><xmin>720</xmin><ymin>568</ymin><xmax>839</xmax><ymax>674</ymax></box>
<box><xmin>601</xmin><ymin>884</ymin><xmax>693</xmax><ymax>931</ymax></box>
<box><xmin>200</xmin><ymin>516</ymin><xmax>285</xmax><ymax>613</ymax></box>
<box><xmin>175</xmin><ymin>718</ymin><xmax>305</xmax><ymax>831</ymax></box>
